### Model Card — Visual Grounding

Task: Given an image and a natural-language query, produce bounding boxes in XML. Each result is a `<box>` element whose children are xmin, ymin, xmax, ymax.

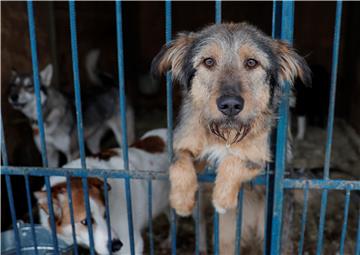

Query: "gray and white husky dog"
<box><xmin>8</xmin><ymin>50</ymin><xmax>135</xmax><ymax>167</ymax></box>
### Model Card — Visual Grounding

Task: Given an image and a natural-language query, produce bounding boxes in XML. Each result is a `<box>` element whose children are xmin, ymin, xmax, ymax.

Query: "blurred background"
<box><xmin>1</xmin><ymin>1</ymin><xmax>360</xmax><ymax>253</ymax></box>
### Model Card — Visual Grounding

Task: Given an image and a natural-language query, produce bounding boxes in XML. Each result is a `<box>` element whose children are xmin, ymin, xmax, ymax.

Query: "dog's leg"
<box><xmin>86</xmin><ymin>127</ymin><xmax>106</xmax><ymax>154</ymax></box>
<box><xmin>107</xmin><ymin>111</ymin><xmax>135</xmax><ymax>148</ymax></box>
<box><xmin>47</xmin><ymin>146</ymin><xmax>60</xmax><ymax>168</ymax></box>
<box><xmin>169</xmin><ymin>150</ymin><xmax>198</xmax><ymax>216</ymax></box>
<box><xmin>212</xmin><ymin>157</ymin><xmax>261</xmax><ymax>213</ymax></box>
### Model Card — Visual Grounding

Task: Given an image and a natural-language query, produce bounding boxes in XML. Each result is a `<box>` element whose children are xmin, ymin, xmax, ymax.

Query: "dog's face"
<box><xmin>8</xmin><ymin>64</ymin><xmax>53</xmax><ymax>114</ymax></box>
<box><xmin>35</xmin><ymin>178</ymin><xmax>123</xmax><ymax>255</ymax></box>
<box><xmin>152</xmin><ymin>23</ymin><xmax>310</xmax><ymax>143</ymax></box>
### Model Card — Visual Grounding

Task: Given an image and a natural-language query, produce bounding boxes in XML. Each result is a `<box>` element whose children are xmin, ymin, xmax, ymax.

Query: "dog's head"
<box><xmin>8</xmin><ymin>64</ymin><xmax>53</xmax><ymax>113</ymax></box>
<box><xmin>152</xmin><ymin>23</ymin><xmax>310</xmax><ymax>143</ymax></box>
<box><xmin>34</xmin><ymin>178</ymin><xmax>123</xmax><ymax>255</ymax></box>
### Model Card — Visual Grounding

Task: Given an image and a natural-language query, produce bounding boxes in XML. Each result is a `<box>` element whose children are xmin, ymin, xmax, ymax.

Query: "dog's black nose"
<box><xmin>111</xmin><ymin>239</ymin><xmax>123</xmax><ymax>252</ymax></box>
<box><xmin>216</xmin><ymin>95</ymin><xmax>244</xmax><ymax>116</ymax></box>
<box><xmin>10</xmin><ymin>94</ymin><xmax>18</xmax><ymax>102</ymax></box>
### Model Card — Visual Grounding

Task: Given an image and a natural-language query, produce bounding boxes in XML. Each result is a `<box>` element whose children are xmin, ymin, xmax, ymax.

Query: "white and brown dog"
<box><xmin>35</xmin><ymin>129</ymin><xmax>171</xmax><ymax>254</ymax></box>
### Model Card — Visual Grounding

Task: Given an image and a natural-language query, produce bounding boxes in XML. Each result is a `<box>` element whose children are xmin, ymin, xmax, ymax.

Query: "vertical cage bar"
<box><xmin>323</xmin><ymin>0</ymin><xmax>342</xmax><ymax>179</ymax></box>
<box><xmin>270</xmin><ymin>1</ymin><xmax>294</xmax><ymax>254</ymax></box>
<box><xmin>355</xmin><ymin>209</ymin><xmax>360</xmax><ymax>255</ymax></box>
<box><xmin>5</xmin><ymin>175</ymin><xmax>21</xmax><ymax>255</ymax></box>
<box><xmin>213</xmin><ymin>211</ymin><xmax>220</xmax><ymax>255</ymax></box>
<box><xmin>165</xmin><ymin>1</ymin><xmax>177</xmax><ymax>254</ymax></box>
<box><xmin>165</xmin><ymin>0</ymin><xmax>173</xmax><ymax>161</ymax></box>
<box><xmin>115</xmin><ymin>2</ymin><xmax>135</xmax><ymax>254</ymax></box>
<box><xmin>316</xmin><ymin>4</ymin><xmax>343</xmax><ymax>253</ymax></box>
<box><xmin>103</xmin><ymin>176</ymin><xmax>113</xmax><ymax>255</ymax></box>
<box><xmin>24</xmin><ymin>175</ymin><xmax>39</xmax><ymax>255</ymax></box>
<box><xmin>115</xmin><ymin>0</ymin><xmax>129</xmax><ymax>168</ymax></box>
<box><xmin>68</xmin><ymin>1</ymin><xmax>86</xmax><ymax>168</ymax></box>
<box><xmin>215</xmin><ymin>0</ymin><xmax>221</xmax><ymax>24</ymax></box>
<box><xmin>266</xmin><ymin>2</ymin><xmax>282</xmax><ymax>253</ymax></box>
<box><xmin>124</xmin><ymin>177</ymin><xmax>135</xmax><ymax>254</ymax></box>
<box><xmin>263</xmin><ymin>163</ymin><xmax>271</xmax><ymax>255</ymax></box>
<box><xmin>148</xmin><ymin>178</ymin><xmax>154</xmax><ymax>255</ymax></box>
<box><xmin>298</xmin><ymin>183</ymin><xmax>309</xmax><ymax>255</ymax></box>
<box><xmin>44</xmin><ymin>176</ymin><xmax>59</xmax><ymax>255</ymax></box>
<box><xmin>69</xmin><ymin>3</ymin><xmax>95</xmax><ymax>253</ymax></box>
<box><xmin>316</xmin><ymin>189</ymin><xmax>328</xmax><ymax>255</ymax></box>
<box><xmin>1</xmin><ymin>116</ymin><xmax>8</xmax><ymax>166</ymax></box>
<box><xmin>81</xmin><ymin>178</ymin><xmax>95</xmax><ymax>255</ymax></box>
<box><xmin>195</xmin><ymin>191</ymin><xmax>200</xmax><ymax>255</ymax></box>
<box><xmin>235</xmin><ymin>187</ymin><xmax>244</xmax><ymax>255</ymax></box>
<box><xmin>339</xmin><ymin>189</ymin><xmax>350</xmax><ymax>255</ymax></box>
<box><xmin>65</xmin><ymin>177</ymin><xmax>79</xmax><ymax>255</ymax></box>
<box><xmin>27</xmin><ymin>0</ymin><xmax>48</xmax><ymax>167</ymax></box>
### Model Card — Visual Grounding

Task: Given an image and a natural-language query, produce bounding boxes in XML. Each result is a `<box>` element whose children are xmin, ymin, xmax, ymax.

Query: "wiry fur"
<box><xmin>151</xmin><ymin>22</ymin><xmax>311</xmax><ymax>216</ymax></box>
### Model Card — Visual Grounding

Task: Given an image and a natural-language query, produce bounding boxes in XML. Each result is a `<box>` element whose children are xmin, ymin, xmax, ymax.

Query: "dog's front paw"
<box><xmin>212</xmin><ymin>185</ymin><xmax>239</xmax><ymax>214</ymax></box>
<box><xmin>170</xmin><ymin>189</ymin><xmax>196</xmax><ymax>216</ymax></box>
<box><xmin>169</xmin><ymin>162</ymin><xmax>198</xmax><ymax>217</ymax></box>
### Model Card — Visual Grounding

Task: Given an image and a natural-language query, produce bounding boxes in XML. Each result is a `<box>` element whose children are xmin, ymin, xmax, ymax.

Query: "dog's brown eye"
<box><xmin>245</xmin><ymin>58</ymin><xmax>258</xmax><ymax>68</ymax></box>
<box><xmin>203</xmin><ymin>58</ymin><xmax>215</xmax><ymax>68</ymax></box>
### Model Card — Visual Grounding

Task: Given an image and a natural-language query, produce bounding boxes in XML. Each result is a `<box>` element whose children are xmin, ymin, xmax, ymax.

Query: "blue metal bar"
<box><xmin>316</xmin><ymin>189</ymin><xmax>328</xmax><ymax>255</ymax></box>
<box><xmin>2</xmin><ymin>167</ymin><xmax>360</xmax><ymax>190</ymax></box>
<box><xmin>195</xmin><ymin>191</ymin><xmax>200</xmax><ymax>255</ymax></box>
<box><xmin>266</xmin><ymin>2</ymin><xmax>282</xmax><ymax>253</ymax></box>
<box><xmin>270</xmin><ymin>2</ymin><xmax>294</xmax><ymax>254</ymax></box>
<box><xmin>271</xmin><ymin>1</ymin><xmax>294</xmax><ymax>253</ymax></box>
<box><xmin>298</xmin><ymin>183</ymin><xmax>309</xmax><ymax>255</ymax></box>
<box><xmin>68</xmin><ymin>1</ymin><xmax>86</xmax><ymax>168</ymax></box>
<box><xmin>213</xmin><ymin>210</ymin><xmax>219</xmax><ymax>255</ymax></box>
<box><xmin>27</xmin><ymin>0</ymin><xmax>48</xmax><ymax>167</ymax></box>
<box><xmin>271</xmin><ymin>0</ymin><xmax>282</xmax><ymax>39</ymax></box>
<box><xmin>339</xmin><ymin>189</ymin><xmax>350</xmax><ymax>255</ymax></box>
<box><xmin>283</xmin><ymin>179</ymin><xmax>360</xmax><ymax>190</ymax></box>
<box><xmin>115</xmin><ymin>0</ymin><xmax>129</xmax><ymax>168</ymax></box>
<box><xmin>323</xmin><ymin>0</ymin><xmax>343</xmax><ymax>179</ymax></box>
<box><xmin>5</xmin><ymin>175</ymin><xmax>21</xmax><ymax>255</ymax></box>
<box><xmin>81</xmin><ymin>178</ymin><xmax>95</xmax><ymax>255</ymax></box>
<box><xmin>65</xmin><ymin>177</ymin><xmax>79</xmax><ymax>255</ymax></box>
<box><xmin>147</xmin><ymin>178</ymin><xmax>154</xmax><ymax>255</ymax></box>
<box><xmin>235</xmin><ymin>187</ymin><xmax>244</xmax><ymax>255</ymax></box>
<box><xmin>317</xmin><ymin>4</ymin><xmax>343</xmax><ymax>249</ymax></box>
<box><xmin>44</xmin><ymin>176</ymin><xmax>59</xmax><ymax>255</ymax></box>
<box><xmin>1</xmin><ymin>115</ymin><xmax>8</xmax><ymax>166</ymax></box>
<box><xmin>103</xmin><ymin>176</ymin><xmax>113</xmax><ymax>255</ymax></box>
<box><xmin>215</xmin><ymin>0</ymin><xmax>221</xmax><ymax>24</ymax></box>
<box><xmin>124</xmin><ymin>177</ymin><xmax>135</xmax><ymax>255</ymax></box>
<box><xmin>165</xmin><ymin>2</ymin><xmax>177</xmax><ymax>254</ymax></box>
<box><xmin>356</xmin><ymin>208</ymin><xmax>360</xmax><ymax>255</ymax></box>
<box><xmin>24</xmin><ymin>175</ymin><xmax>39</xmax><ymax>255</ymax></box>
<box><xmin>165</xmin><ymin>0</ymin><xmax>173</xmax><ymax>161</ymax></box>
<box><xmin>115</xmin><ymin>3</ymin><xmax>135</xmax><ymax>254</ymax></box>
<box><xmin>170</xmin><ymin>209</ymin><xmax>177</xmax><ymax>255</ymax></box>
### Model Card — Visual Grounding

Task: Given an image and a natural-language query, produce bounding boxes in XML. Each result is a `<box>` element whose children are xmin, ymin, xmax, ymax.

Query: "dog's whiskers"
<box><xmin>209</xmin><ymin>121</ymin><xmax>252</xmax><ymax>144</ymax></box>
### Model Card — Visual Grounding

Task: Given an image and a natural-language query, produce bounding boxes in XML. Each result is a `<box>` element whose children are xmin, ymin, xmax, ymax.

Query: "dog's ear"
<box><xmin>39</xmin><ymin>64</ymin><xmax>53</xmax><ymax>87</ymax></box>
<box><xmin>151</xmin><ymin>32</ymin><xmax>195</xmax><ymax>86</ymax></box>
<box><xmin>274</xmin><ymin>40</ymin><xmax>311</xmax><ymax>86</ymax></box>
<box><xmin>34</xmin><ymin>190</ymin><xmax>63</xmax><ymax>223</ymax></box>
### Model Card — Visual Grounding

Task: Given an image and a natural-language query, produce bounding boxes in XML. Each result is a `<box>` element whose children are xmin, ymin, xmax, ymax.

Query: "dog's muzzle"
<box><xmin>216</xmin><ymin>95</ymin><xmax>244</xmax><ymax>116</ymax></box>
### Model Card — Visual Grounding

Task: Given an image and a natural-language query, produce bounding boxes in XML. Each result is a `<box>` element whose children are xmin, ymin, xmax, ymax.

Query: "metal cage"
<box><xmin>1</xmin><ymin>0</ymin><xmax>360</xmax><ymax>255</ymax></box>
